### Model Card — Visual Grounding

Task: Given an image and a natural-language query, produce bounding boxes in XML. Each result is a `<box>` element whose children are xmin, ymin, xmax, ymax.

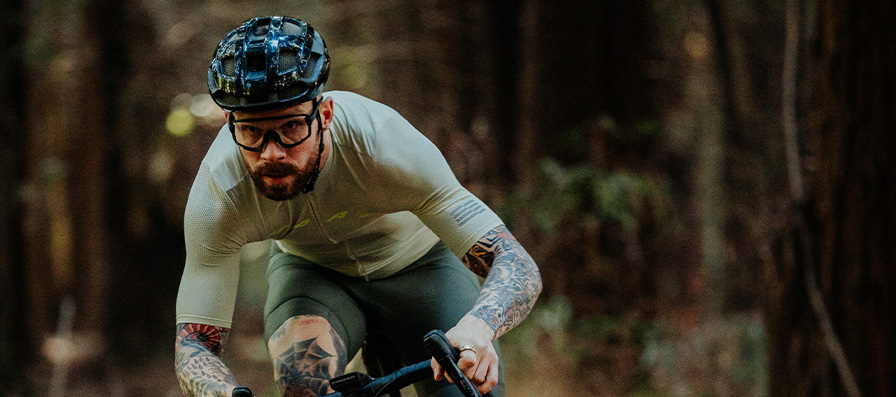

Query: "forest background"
<box><xmin>1</xmin><ymin>0</ymin><xmax>893</xmax><ymax>396</ymax></box>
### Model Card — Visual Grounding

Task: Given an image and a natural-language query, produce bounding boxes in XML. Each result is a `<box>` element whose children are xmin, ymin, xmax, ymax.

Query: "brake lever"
<box><xmin>423</xmin><ymin>330</ymin><xmax>482</xmax><ymax>397</ymax></box>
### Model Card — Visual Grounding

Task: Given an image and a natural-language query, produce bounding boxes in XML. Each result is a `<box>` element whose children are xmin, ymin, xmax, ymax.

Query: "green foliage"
<box><xmin>576</xmin><ymin>314</ymin><xmax>659</xmax><ymax>347</ymax></box>
<box><xmin>502</xmin><ymin>294</ymin><xmax>575</xmax><ymax>366</ymax></box>
<box><xmin>640</xmin><ymin>315</ymin><xmax>768</xmax><ymax>396</ymax></box>
<box><xmin>556</xmin><ymin>115</ymin><xmax>663</xmax><ymax>159</ymax></box>
<box><xmin>503</xmin><ymin>158</ymin><xmax>671</xmax><ymax>233</ymax></box>
<box><xmin>503</xmin><ymin>296</ymin><xmax>767</xmax><ymax>395</ymax></box>
<box><xmin>633</xmin><ymin>118</ymin><xmax>663</xmax><ymax>138</ymax></box>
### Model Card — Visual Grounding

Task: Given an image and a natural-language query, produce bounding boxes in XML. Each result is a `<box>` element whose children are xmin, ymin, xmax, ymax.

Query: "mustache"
<box><xmin>255</xmin><ymin>161</ymin><xmax>300</xmax><ymax>176</ymax></box>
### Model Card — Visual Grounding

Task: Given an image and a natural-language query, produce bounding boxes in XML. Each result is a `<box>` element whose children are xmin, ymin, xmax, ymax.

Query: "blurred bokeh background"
<box><xmin>1</xmin><ymin>0</ymin><xmax>893</xmax><ymax>396</ymax></box>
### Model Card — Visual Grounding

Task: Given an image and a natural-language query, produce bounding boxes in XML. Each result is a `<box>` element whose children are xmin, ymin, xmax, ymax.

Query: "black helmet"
<box><xmin>208</xmin><ymin>16</ymin><xmax>330</xmax><ymax>111</ymax></box>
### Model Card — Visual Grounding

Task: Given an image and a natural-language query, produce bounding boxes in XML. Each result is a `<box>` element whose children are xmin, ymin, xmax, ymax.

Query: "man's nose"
<box><xmin>259</xmin><ymin>132</ymin><xmax>287</xmax><ymax>160</ymax></box>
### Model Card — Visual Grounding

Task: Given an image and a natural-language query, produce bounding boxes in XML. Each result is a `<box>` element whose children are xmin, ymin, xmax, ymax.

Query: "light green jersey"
<box><xmin>175</xmin><ymin>91</ymin><xmax>502</xmax><ymax>328</ymax></box>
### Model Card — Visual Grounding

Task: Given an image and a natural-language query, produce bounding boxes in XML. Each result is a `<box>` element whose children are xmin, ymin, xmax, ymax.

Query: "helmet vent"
<box><xmin>253</xmin><ymin>24</ymin><xmax>270</xmax><ymax>36</ymax></box>
<box><xmin>222</xmin><ymin>56</ymin><xmax>236</xmax><ymax>76</ymax></box>
<box><xmin>281</xmin><ymin>21</ymin><xmax>306</xmax><ymax>36</ymax></box>
<box><xmin>277</xmin><ymin>84</ymin><xmax>307</xmax><ymax>101</ymax></box>
<box><xmin>247</xmin><ymin>53</ymin><xmax>265</xmax><ymax>72</ymax></box>
<box><xmin>278</xmin><ymin>50</ymin><xmax>298</xmax><ymax>72</ymax></box>
<box><xmin>301</xmin><ymin>53</ymin><xmax>319</xmax><ymax>78</ymax></box>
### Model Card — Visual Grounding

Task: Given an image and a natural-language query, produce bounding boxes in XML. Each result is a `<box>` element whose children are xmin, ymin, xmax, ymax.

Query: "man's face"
<box><xmin>232</xmin><ymin>98</ymin><xmax>332</xmax><ymax>201</ymax></box>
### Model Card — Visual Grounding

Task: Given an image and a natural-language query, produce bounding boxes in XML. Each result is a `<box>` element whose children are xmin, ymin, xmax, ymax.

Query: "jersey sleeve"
<box><xmin>175</xmin><ymin>163</ymin><xmax>244</xmax><ymax>328</ymax></box>
<box><xmin>373</xmin><ymin>115</ymin><xmax>504</xmax><ymax>258</ymax></box>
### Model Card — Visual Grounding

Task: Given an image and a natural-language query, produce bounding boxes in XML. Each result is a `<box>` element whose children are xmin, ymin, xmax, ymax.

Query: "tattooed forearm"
<box><xmin>175</xmin><ymin>323</ymin><xmax>239</xmax><ymax>397</ymax></box>
<box><xmin>462</xmin><ymin>225</ymin><xmax>543</xmax><ymax>338</ymax></box>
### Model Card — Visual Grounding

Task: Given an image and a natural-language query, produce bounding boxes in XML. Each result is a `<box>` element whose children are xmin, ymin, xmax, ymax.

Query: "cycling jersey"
<box><xmin>175</xmin><ymin>91</ymin><xmax>503</xmax><ymax>328</ymax></box>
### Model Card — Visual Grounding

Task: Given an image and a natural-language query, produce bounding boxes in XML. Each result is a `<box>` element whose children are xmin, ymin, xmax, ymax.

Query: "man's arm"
<box><xmin>461</xmin><ymin>224</ymin><xmax>542</xmax><ymax>338</ymax></box>
<box><xmin>433</xmin><ymin>224</ymin><xmax>542</xmax><ymax>394</ymax></box>
<box><xmin>175</xmin><ymin>323</ymin><xmax>241</xmax><ymax>397</ymax></box>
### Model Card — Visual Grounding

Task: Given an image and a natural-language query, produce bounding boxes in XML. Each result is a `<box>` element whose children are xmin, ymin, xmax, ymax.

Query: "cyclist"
<box><xmin>174</xmin><ymin>16</ymin><xmax>542</xmax><ymax>397</ymax></box>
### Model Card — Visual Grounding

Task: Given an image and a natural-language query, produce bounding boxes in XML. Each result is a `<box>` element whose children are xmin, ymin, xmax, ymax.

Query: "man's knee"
<box><xmin>268</xmin><ymin>315</ymin><xmax>349</xmax><ymax>396</ymax></box>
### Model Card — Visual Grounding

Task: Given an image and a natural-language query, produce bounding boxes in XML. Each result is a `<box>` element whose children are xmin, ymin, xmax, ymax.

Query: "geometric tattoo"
<box><xmin>177</xmin><ymin>323</ymin><xmax>226</xmax><ymax>355</ymax></box>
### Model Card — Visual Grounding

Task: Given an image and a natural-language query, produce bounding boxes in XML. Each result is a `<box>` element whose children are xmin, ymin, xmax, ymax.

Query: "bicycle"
<box><xmin>231</xmin><ymin>329</ymin><xmax>482</xmax><ymax>397</ymax></box>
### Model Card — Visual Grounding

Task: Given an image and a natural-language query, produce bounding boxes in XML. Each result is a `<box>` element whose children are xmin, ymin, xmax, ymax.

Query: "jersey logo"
<box><xmin>266</xmin><ymin>211</ymin><xmax>378</xmax><ymax>239</ymax></box>
<box><xmin>449</xmin><ymin>200</ymin><xmax>485</xmax><ymax>227</ymax></box>
<box><xmin>327</xmin><ymin>211</ymin><xmax>348</xmax><ymax>222</ymax></box>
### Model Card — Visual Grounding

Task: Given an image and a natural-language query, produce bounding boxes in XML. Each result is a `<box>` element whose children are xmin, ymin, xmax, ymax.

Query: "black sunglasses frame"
<box><xmin>227</xmin><ymin>100</ymin><xmax>321</xmax><ymax>152</ymax></box>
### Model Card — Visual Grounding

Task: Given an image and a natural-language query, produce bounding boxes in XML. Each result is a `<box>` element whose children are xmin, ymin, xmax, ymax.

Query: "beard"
<box><xmin>249</xmin><ymin>161</ymin><xmax>312</xmax><ymax>201</ymax></box>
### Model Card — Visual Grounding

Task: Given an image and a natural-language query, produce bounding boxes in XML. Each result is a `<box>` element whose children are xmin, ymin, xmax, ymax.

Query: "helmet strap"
<box><xmin>302</xmin><ymin>98</ymin><xmax>324</xmax><ymax>194</ymax></box>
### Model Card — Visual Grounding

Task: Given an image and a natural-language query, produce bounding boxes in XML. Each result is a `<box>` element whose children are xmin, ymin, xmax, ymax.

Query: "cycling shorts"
<box><xmin>264</xmin><ymin>241</ymin><xmax>505</xmax><ymax>397</ymax></box>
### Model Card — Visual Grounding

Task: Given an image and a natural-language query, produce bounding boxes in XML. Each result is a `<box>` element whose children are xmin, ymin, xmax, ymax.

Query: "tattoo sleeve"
<box><xmin>462</xmin><ymin>225</ymin><xmax>543</xmax><ymax>338</ymax></box>
<box><xmin>175</xmin><ymin>323</ymin><xmax>239</xmax><ymax>397</ymax></box>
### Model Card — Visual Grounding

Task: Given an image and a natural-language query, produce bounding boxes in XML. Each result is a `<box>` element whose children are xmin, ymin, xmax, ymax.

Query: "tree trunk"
<box><xmin>811</xmin><ymin>1</ymin><xmax>896</xmax><ymax>394</ymax></box>
<box><xmin>73</xmin><ymin>0</ymin><xmax>116</xmax><ymax>338</ymax></box>
<box><xmin>768</xmin><ymin>0</ymin><xmax>896</xmax><ymax>395</ymax></box>
<box><xmin>0</xmin><ymin>0</ymin><xmax>33</xmax><ymax>393</ymax></box>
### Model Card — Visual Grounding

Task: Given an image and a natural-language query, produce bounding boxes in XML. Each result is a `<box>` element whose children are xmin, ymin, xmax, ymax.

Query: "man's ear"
<box><xmin>319</xmin><ymin>97</ymin><xmax>334</xmax><ymax>130</ymax></box>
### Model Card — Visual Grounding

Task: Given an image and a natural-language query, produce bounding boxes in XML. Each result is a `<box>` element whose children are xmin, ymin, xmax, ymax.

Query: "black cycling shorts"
<box><xmin>264</xmin><ymin>241</ymin><xmax>505</xmax><ymax>397</ymax></box>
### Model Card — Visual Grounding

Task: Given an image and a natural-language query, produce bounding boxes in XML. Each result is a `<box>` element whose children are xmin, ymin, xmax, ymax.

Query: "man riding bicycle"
<box><xmin>174</xmin><ymin>16</ymin><xmax>542</xmax><ymax>397</ymax></box>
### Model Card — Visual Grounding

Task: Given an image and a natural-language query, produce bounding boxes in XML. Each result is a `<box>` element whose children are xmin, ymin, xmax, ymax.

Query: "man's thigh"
<box><xmin>264</xmin><ymin>242</ymin><xmax>505</xmax><ymax>396</ymax></box>
<box><xmin>351</xmin><ymin>242</ymin><xmax>505</xmax><ymax>396</ymax></box>
<box><xmin>264</xmin><ymin>249</ymin><xmax>366</xmax><ymax>396</ymax></box>
<box><xmin>357</xmin><ymin>243</ymin><xmax>483</xmax><ymax>361</ymax></box>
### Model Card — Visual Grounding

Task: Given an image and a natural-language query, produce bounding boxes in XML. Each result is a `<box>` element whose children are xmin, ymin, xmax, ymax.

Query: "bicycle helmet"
<box><xmin>208</xmin><ymin>16</ymin><xmax>330</xmax><ymax>111</ymax></box>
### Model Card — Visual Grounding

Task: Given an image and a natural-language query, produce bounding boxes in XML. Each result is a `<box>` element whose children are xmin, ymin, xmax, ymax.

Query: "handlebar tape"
<box><xmin>367</xmin><ymin>360</ymin><xmax>432</xmax><ymax>394</ymax></box>
<box><xmin>423</xmin><ymin>330</ymin><xmax>482</xmax><ymax>397</ymax></box>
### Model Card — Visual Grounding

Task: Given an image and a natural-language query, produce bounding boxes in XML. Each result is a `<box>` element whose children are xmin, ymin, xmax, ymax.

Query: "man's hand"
<box><xmin>430</xmin><ymin>315</ymin><xmax>499</xmax><ymax>395</ymax></box>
